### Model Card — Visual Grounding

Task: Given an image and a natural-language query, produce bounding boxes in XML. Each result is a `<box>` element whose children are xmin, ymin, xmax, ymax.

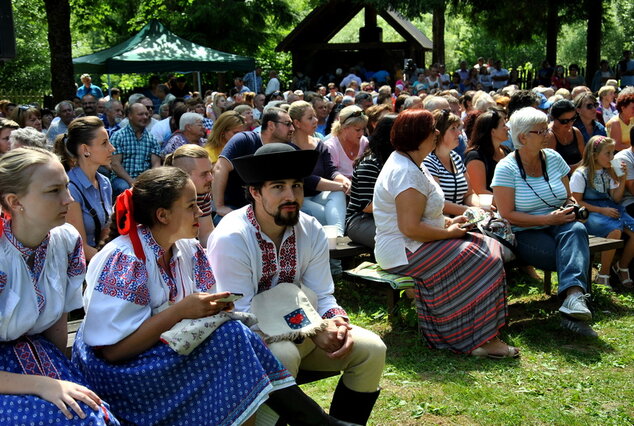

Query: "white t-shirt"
<box><xmin>490</xmin><ymin>68</ymin><xmax>509</xmax><ymax>89</ymax></box>
<box><xmin>373</xmin><ymin>152</ymin><xmax>445</xmax><ymax>269</ymax></box>
<box><xmin>569</xmin><ymin>168</ymin><xmax>617</xmax><ymax>194</ymax></box>
<box><xmin>615</xmin><ymin>149</ymin><xmax>634</xmax><ymax>207</ymax></box>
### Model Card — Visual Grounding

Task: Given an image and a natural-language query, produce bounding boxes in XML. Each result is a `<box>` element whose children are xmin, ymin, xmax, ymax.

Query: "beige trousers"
<box><xmin>267</xmin><ymin>325</ymin><xmax>386</xmax><ymax>393</ymax></box>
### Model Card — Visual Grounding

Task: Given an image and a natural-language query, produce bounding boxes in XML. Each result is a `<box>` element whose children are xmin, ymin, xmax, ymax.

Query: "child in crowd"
<box><xmin>570</xmin><ymin>136</ymin><xmax>634</xmax><ymax>289</ymax></box>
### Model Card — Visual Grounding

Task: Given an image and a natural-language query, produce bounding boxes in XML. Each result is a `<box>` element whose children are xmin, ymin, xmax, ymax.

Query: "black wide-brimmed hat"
<box><xmin>232</xmin><ymin>143</ymin><xmax>318</xmax><ymax>185</ymax></box>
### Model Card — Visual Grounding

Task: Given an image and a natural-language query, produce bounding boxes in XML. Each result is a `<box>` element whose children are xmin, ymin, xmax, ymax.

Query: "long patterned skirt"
<box><xmin>72</xmin><ymin>320</ymin><xmax>294</xmax><ymax>426</ymax></box>
<box><xmin>387</xmin><ymin>233</ymin><xmax>508</xmax><ymax>353</ymax></box>
<box><xmin>0</xmin><ymin>334</ymin><xmax>118</xmax><ymax>425</ymax></box>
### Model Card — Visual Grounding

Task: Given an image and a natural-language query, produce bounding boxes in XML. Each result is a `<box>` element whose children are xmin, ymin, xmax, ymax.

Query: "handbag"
<box><xmin>465</xmin><ymin>208</ymin><xmax>517</xmax><ymax>262</ymax></box>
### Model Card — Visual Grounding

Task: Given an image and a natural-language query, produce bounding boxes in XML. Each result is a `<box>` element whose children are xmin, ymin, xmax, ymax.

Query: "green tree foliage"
<box><xmin>0</xmin><ymin>0</ymin><xmax>50</xmax><ymax>93</ymax></box>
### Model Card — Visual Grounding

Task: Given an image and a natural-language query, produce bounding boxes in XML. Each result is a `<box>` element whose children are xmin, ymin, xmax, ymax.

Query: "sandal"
<box><xmin>470</xmin><ymin>341</ymin><xmax>520</xmax><ymax>359</ymax></box>
<box><xmin>612</xmin><ymin>263</ymin><xmax>634</xmax><ymax>288</ymax></box>
<box><xmin>594</xmin><ymin>274</ymin><xmax>611</xmax><ymax>287</ymax></box>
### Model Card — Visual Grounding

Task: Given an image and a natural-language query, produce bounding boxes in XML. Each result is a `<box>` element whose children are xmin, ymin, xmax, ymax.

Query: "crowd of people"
<box><xmin>1</xmin><ymin>51</ymin><xmax>634</xmax><ymax>424</ymax></box>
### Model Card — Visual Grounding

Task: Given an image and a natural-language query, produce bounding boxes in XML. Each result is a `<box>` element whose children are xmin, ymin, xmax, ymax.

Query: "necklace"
<box><xmin>403</xmin><ymin>151</ymin><xmax>422</xmax><ymax>171</ymax></box>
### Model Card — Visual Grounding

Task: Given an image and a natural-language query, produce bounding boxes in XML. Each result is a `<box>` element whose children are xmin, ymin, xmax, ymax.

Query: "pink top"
<box><xmin>324</xmin><ymin>135</ymin><xmax>369</xmax><ymax>179</ymax></box>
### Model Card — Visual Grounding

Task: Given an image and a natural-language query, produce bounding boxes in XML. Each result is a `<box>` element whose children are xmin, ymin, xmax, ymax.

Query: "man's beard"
<box><xmin>273</xmin><ymin>202</ymin><xmax>300</xmax><ymax>226</ymax></box>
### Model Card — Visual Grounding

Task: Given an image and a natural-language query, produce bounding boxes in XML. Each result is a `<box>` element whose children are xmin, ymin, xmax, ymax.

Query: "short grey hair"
<box><xmin>508</xmin><ymin>107</ymin><xmax>548</xmax><ymax>149</ymax></box>
<box><xmin>9</xmin><ymin>127</ymin><xmax>47</xmax><ymax>149</ymax></box>
<box><xmin>55</xmin><ymin>101</ymin><xmax>74</xmax><ymax>114</ymax></box>
<box><xmin>403</xmin><ymin>96</ymin><xmax>422</xmax><ymax>109</ymax></box>
<box><xmin>423</xmin><ymin>96</ymin><xmax>450</xmax><ymax>112</ymax></box>
<box><xmin>104</xmin><ymin>100</ymin><xmax>122</xmax><ymax>111</ymax></box>
<box><xmin>128</xmin><ymin>93</ymin><xmax>147</xmax><ymax>105</ymax></box>
<box><xmin>179</xmin><ymin>112</ymin><xmax>203</xmax><ymax>131</ymax></box>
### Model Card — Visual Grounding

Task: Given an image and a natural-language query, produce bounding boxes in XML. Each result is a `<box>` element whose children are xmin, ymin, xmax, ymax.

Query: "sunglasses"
<box><xmin>557</xmin><ymin>116</ymin><xmax>577</xmax><ymax>125</ymax></box>
<box><xmin>583</xmin><ymin>103</ymin><xmax>598</xmax><ymax>110</ymax></box>
<box><xmin>342</xmin><ymin>110</ymin><xmax>365</xmax><ymax>124</ymax></box>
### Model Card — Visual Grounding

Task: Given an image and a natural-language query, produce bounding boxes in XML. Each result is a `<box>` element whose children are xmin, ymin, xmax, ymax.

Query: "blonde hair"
<box><xmin>0</xmin><ymin>147</ymin><xmax>58</xmax><ymax>211</ymax></box>
<box><xmin>331</xmin><ymin>105</ymin><xmax>368</xmax><ymax>136</ymax></box>
<box><xmin>598</xmin><ymin>85</ymin><xmax>615</xmax><ymax>101</ymax></box>
<box><xmin>206</xmin><ymin>110</ymin><xmax>245</xmax><ymax>151</ymax></box>
<box><xmin>164</xmin><ymin>144</ymin><xmax>209</xmax><ymax>166</ymax></box>
<box><xmin>211</xmin><ymin>92</ymin><xmax>227</xmax><ymax>119</ymax></box>
<box><xmin>288</xmin><ymin>100</ymin><xmax>314</xmax><ymax>122</ymax></box>
<box><xmin>579</xmin><ymin>136</ymin><xmax>616</xmax><ymax>190</ymax></box>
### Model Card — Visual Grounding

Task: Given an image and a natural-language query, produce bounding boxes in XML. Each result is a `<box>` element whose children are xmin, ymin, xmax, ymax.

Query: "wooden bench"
<box><xmin>65</xmin><ymin>319</ymin><xmax>83</xmax><ymax>358</ymax></box>
<box><xmin>329</xmin><ymin>236</ymin><xmax>371</xmax><ymax>259</ymax></box>
<box><xmin>542</xmin><ymin>235</ymin><xmax>624</xmax><ymax>294</ymax></box>
<box><xmin>345</xmin><ymin>235</ymin><xmax>625</xmax><ymax>323</ymax></box>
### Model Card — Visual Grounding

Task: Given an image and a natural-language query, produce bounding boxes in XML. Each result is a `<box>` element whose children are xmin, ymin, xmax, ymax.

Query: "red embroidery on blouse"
<box><xmin>246</xmin><ymin>206</ymin><xmax>298</xmax><ymax>293</ymax></box>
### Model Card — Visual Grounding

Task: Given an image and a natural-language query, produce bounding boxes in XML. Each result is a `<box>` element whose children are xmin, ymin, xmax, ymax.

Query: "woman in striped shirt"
<box><xmin>423</xmin><ymin>110</ymin><xmax>479</xmax><ymax>215</ymax></box>
<box><xmin>345</xmin><ymin>114</ymin><xmax>396</xmax><ymax>248</ymax></box>
<box><xmin>492</xmin><ymin>107</ymin><xmax>594</xmax><ymax>336</ymax></box>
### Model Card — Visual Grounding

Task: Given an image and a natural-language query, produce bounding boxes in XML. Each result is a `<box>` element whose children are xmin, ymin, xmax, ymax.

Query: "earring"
<box><xmin>20</xmin><ymin>207</ymin><xmax>24</xmax><ymax>212</ymax></box>
<box><xmin>84</xmin><ymin>152</ymin><xmax>91</xmax><ymax>158</ymax></box>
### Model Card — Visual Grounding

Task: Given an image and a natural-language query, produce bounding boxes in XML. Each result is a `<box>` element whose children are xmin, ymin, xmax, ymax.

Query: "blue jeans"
<box><xmin>515</xmin><ymin>221</ymin><xmax>589</xmax><ymax>296</ymax></box>
<box><xmin>301</xmin><ymin>191</ymin><xmax>346</xmax><ymax>236</ymax></box>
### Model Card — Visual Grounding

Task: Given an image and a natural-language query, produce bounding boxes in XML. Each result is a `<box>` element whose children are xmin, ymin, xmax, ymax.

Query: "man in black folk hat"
<box><xmin>207</xmin><ymin>144</ymin><xmax>386</xmax><ymax>425</ymax></box>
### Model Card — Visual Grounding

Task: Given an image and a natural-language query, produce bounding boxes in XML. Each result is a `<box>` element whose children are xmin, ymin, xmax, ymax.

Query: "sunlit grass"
<box><xmin>301</xmin><ymin>267</ymin><xmax>634</xmax><ymax>425</ymax></box>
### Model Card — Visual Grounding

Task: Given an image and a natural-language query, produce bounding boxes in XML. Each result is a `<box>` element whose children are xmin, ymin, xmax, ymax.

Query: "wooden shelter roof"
<box><xmin>276</xmin><ymin>1</ymin><xmax>432</xmax><ymax>52</ymax></box>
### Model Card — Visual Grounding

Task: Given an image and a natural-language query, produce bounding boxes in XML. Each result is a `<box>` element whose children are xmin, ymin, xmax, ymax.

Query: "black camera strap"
<box><xmin>514</xmin><ymin>150</ymin><xmax>564</xmax><ymax>209</ymax></box>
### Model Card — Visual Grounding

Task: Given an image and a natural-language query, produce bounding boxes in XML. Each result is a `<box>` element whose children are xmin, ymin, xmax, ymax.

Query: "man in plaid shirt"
<box><xmin>110</xmin><ymin>102</ymin><xmax>162</xmax><ymax>196</ymax></box>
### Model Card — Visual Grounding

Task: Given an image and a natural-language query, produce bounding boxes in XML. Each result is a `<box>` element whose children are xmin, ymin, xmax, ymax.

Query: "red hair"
<box><xmin>390</xmin><ymin>109</ymin><xmax>435</xmax><ymax>151</ymax></box>
<box><xmin>616</xmin><ymin>92</ymin><xmax>634</xmax><ymax>113</ymax></box>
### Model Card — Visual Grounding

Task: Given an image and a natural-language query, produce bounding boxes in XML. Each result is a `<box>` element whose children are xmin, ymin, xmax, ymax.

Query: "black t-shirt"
<box><xmin>219</xmin><ymin>131</ymin><xmax>262</xmax><ymax>209</ymax></box>
<box><xmin>464</xmin><ymin>146</ymin><xmax>511</xmax><ymax>191</ymax></box>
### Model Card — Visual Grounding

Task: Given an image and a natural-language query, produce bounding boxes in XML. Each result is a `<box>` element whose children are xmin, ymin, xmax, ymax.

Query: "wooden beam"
<box><xmin>292</xmin><ymin>42</ymin><xmax>415</xmax><ymax>51</ymax></box>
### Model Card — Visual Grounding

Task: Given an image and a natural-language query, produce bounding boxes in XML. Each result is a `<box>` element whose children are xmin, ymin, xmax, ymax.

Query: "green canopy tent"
<box><xmin>73</xmin><ymin>20</ymin><xmax>255</xmax><ymax>92</ymax></box>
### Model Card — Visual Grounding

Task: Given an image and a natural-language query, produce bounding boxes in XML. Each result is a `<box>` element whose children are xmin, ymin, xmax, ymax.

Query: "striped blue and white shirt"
<box><xmin>423</xmin><ymin>150</ymin><xmax>468</xmax><ymax>204</ymax></box>
<box><xmin>491</xmin><ymin>148</ymin><xmax>570</xmax><ymax>231</ymax></box>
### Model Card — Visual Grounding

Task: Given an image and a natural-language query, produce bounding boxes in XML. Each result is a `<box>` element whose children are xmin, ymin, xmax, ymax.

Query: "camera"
<box><xmin>561</xmin><ymin>204</ymin><xmax>589</xmax><ymax>220</ymax></box>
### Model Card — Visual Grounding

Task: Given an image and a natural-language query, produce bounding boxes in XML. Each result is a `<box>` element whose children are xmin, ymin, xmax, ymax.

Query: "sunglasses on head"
<box><xmin>18</xmin><ymin>104</ymin><xmax>37</xmax><ymax>111</ymax></box>
<box><xmin>342</xmin><ymin>110</ymin><xmax>365</xmax><ymax>124</ymax></box>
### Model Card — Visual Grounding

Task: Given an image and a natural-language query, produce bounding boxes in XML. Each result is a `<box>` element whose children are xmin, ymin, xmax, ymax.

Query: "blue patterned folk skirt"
<box><xmin>72</xmin><ymin>320</ymin><xmax>295</xmax><ymax>426</ymax></box>
<box><xmin>387</xmin><ymin>233</ymin><xmax>508</xmax><ymax>354</ymax></box>
<box><xmin>0</xmin><ymin>334</ymin><xmax>119</xmax><ymax>425</ymax></box>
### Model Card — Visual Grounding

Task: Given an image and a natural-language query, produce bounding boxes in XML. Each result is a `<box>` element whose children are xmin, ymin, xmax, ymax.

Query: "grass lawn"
<box><xmin>302</xmin><ymin>269</ymin><xmax>634</xmax><ymax>425</ymax></box>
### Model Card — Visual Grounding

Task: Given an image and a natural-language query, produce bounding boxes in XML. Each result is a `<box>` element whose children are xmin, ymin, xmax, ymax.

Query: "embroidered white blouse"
<box><xmin>82</xmin><ymin>226</ymin><xmax>215</xmax><ymax>347</ymax></box>
<box><xmin>0</xmin><ymin>221</ymin><xmax>85</xmax><ymax>341</ymax></box>
<box><xmin>207</xmin><ymin>205</ymin><xmax>347</xmax><ymax>319</ymax></box>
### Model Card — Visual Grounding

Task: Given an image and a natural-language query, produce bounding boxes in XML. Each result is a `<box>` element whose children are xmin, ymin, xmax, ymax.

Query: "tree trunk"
<box><xmin>43</xmin><ymin>0</ymin><xmax>75</xmax><ymax>104</ymax></box>
<box><xmin>585</xmin><ymin>0</ymin><xmax>602</xmax><ymax>86</ymax></box>
<box><xmin>432</xmin><ymin>1</ymin><xmax>445</xmax><ymax>66</ymax></box>
<box><xmin>545</xmin><ymin>1</ymin><xmax>558</xmax><ymax>66</ymax></box>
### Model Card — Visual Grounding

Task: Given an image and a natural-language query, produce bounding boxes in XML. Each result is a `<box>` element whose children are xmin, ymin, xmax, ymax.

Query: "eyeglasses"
<box><xmin>145</xmin><ymin>105</ymin><xmax>153</xmax><ymax>111</ymax></box>
<box><xmin>584</xmin><ymin>103</ymin><xmax>599</xmax><ymax>110</ymax></box>
<box><xmin>273</xmin><ymin>120</ymin><xmax>293</xmax><ymax>127</ymax></box>
<box><xmin>557</xmin><ymin>116</ymin><xmax>577</xmax><ymax>125</ymax></box>
<box><xmin>528</xmin><ymin>129</ymin><xmax>550</xmax><ymax>136</ymax></box>
<box><xmin>342</xmin><ymin>110</ymin><xmax>365</xmax><ymax>124</ymax></box>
